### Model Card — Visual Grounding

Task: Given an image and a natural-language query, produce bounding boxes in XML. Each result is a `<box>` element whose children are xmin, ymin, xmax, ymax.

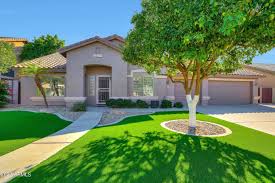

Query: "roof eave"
<box><xmin>245</xmin><ymin>65</ymin><xmax>275</xmax><ymax>75</ymax></box>
<box><xmin>58</xmin><ymin>37</ymin><xmax>122</xmax><ymax>56</ymax></box>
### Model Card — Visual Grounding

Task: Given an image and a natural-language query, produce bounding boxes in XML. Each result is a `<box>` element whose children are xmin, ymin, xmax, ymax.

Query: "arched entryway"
<box><xmin>85</xmin><ymin>65</ymin><xmax>112</xmax><ymax>106</ymax></box>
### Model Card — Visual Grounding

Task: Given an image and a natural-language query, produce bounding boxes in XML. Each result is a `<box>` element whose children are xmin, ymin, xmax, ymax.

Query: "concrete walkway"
<box><xmin>198</xmin><ymin>104</ymin><xmax>275</xmax><ymax>136</ymax></box>
<box><xmin>0</xmin><ymin>111</ymin><xmax>102</xmax><ymax>182</ymax></box>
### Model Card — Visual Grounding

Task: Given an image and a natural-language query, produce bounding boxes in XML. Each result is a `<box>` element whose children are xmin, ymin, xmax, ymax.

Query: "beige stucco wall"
<box><xmin>66</xmin><ymin>42</ymin><xmax>128</xmax><ymax>105</ymax></box>
<box><xmin>20</xmin><ymin>77</ymin><xmax>36</xmax><ymax>105</ymax></box>
<box><xmin>249</xmin><ymin>69</ymin><xmax>275</xmax><ymax>88</ymax></box>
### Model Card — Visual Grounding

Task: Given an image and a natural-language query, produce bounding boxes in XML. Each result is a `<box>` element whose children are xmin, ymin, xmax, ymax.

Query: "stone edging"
<box><xmin>161</xmin><ymin>120</ymin><xmax>232</xmax><ymax>137</ymax></box>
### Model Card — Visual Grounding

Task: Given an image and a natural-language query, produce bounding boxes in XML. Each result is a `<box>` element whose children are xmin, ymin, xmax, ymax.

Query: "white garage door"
<box><xmin>208</xmin><ymin>81</ymin><xmax>252</xmax><ymax>105</ymax></box>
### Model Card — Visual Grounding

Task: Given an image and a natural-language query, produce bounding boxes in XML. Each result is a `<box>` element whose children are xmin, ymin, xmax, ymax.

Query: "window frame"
<box><xmin>36</xmin><ymin>74</ymin><xmax>66</xmax><ymax>97</ymax></box>
<box><xmin>132</xmin><ymin>73</ymin><xmax>154</xmax><ymax>97</ymax></box>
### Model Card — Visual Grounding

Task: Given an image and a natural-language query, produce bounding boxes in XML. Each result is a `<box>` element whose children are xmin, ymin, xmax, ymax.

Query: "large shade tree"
<box><xmin>123</xmin><ymin>0</ymin><xmax>274</xmax><ymax>130</ymax></box>
<box><xmin>0</xmin><ymin>41</ymin><xmax>17</xmax><ymax>74</ymax></box>
<box><xmin>20</xmin><ymin>35</ymin><xmax>64</xmax><ymax>61</ymax></box>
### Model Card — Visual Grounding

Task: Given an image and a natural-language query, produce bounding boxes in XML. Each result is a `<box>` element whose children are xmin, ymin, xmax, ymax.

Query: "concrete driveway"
<box><xmin>198</xmin><ymin>104</ymin><xmax>275</xmax><ymax>136</ymax></box>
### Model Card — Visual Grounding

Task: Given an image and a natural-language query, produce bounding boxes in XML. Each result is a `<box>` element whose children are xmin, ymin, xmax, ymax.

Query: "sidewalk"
<box><xmin>0</xmin><ymin>111</ymin><xmax>102</xmax><ymax>182</ymax></box>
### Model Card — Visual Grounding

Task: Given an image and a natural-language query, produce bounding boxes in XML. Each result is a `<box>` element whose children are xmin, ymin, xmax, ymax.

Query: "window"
<box><xmin>37</xmin><ymin>75</ymin><xmax>65</xmax><ymax>97</ymax></box>
<box><xmin>93</xmin><ymin>47</ymin><xmax>103</xmax><ymax>58</ymax></box>
<box><xmin>132</xmin><ymin>73</ymin><xmax>153</xmax><ymax>96</ymax></box>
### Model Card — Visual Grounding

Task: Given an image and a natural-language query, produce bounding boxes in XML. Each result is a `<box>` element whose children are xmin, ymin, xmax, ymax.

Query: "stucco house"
<box><xmin>14</xmin><ymin>35</ymin><xmax>275</xmax><ymax>107</ymax></box>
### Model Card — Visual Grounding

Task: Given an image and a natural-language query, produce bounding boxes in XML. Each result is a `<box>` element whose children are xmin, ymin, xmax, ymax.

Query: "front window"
<box><xmin>37</xmin><ymin>75</ymin><xmax>65</xmax><ymax>97</ymax></box>
<box><xmin>132</xmin><ymin>73</ymin><xmax>153</xmax><ymax>96</ymax></box>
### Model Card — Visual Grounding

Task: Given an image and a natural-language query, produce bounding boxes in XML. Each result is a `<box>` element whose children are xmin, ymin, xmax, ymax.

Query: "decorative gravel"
<box><xmin>1</xmin><ymin>106</ymin><xmax>84</xmax><ymax>121</ymax></box>
<box><xmin>99</xmin><ymin>110</ymin><xmax>151</xmax><ymax>125</ymax></box>
<box><xmin>162</xmin><ymin>120</ymin><xmax>231</xmax><ymax>137</ymax></box>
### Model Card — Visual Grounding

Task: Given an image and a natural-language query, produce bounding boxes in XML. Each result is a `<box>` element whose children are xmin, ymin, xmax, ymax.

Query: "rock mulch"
<box><xmin>1</xmin><ymin>106</ymin><xmax>84</xmax><ymax>121</ymax></box>
<box><xmin>162</xmin><ymin>120</ymin><xmax>231</xmax><ymax>137</ymax></box>
<box><xmin>99</xmin><ymin>110</ymin><xmax>151</xmax><ymax>126</ymax></box>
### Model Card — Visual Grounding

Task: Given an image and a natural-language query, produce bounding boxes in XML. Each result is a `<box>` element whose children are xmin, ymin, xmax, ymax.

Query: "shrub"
<box><xmin>71</xmin><ymin>102</ymin><xmax>86</xmax><ymax>112</ymax></box>
<box><xmin>106</xmin><ymin>99</ymin><xmax>136</xmax><ymax>108</ymax></box>
<box><xmin>123</xmin><ymin>99</ymin><xmax>136</xmax><ymax>108</ymax></box>
<box><xmin>174</xmin><ymin>102</ymin><xmax>183</xmax><ymax>108</ymax></box>
<box><xmin>136</xmin><ymin>100</ymin><xmax>149</xmax><ymax>108</ymax></box>
<box><xmin>0</xmin><ymin>81</ymin><xmax>9</xmax><ymax>107</ymax></box>
<box><xmin>160</xmin><ymin>99</ymin><xmax>172</xmax><ymax>108</ymax></box>
<box><xmin>106</xmin><ymin>99</ymin><xmax>116</xmax><ymax>107</ymax></box>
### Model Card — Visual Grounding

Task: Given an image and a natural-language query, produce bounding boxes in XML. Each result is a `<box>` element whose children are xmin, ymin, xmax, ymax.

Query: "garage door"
<box><xmin>208</xmin><ymin>81</ymin><xmax>252</xmax><ymax>105</ymax></box>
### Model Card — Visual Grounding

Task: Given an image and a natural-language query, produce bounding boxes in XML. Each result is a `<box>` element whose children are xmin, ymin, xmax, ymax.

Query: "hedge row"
<box><xmin>106</xmin><ymin>99</ymin><xmax>183</xmax><ymax>109</ymax></box>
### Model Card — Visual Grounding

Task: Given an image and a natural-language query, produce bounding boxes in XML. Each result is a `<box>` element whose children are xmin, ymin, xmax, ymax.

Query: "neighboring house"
<box><xmin>245</xmin><ymin>64</ymin><xmax>275</xmax><ymax>104</ymax></box>
<box><xmin>0</xmin><ymin>37</ymin><xmax>28</xmax><ymax>104</ymax></box>
<box><xmin>14</xmin><ymin>35</ymin><xmax>274</xmax><ymax>106</ymax></box>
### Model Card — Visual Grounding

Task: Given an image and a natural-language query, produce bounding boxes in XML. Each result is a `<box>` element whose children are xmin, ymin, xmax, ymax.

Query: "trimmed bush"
<box><xmin>106</xmin><ymin>99</ymin><xmax>136</xmax><ymax>108</ymax></box>
<box><xmin>160</xmin><ymin>99</ymin><xmax>172</xmax><ymax>108</ymax></box>
<box><xmin>174</xmin><ymin>102</ymin><xmax>183</xmax><ymax>108</ymax></box>
<box><xmin>136</xmin><ymin>100</ymin><xmax>149</xmax><ymax>108</ymax></box>
<box><xmin>71</xmin><ymin>102</ymin><xmax>86</xmax><ymax>112</ymax></box>
<box><xmin>0</xmin><ymin>81</ymin><xmax>9</xmax><ymax>108</ymax></box>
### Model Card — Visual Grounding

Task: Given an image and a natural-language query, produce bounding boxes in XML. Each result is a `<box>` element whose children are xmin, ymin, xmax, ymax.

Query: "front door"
<box><xmin>262</xmin><ymin>88</ymin><xmax>272</xmax><ymax>103</ymax></box>
<box><xmin>96</xmin><ymin>76</ymin><xmax>111</xmax><ymax>105</ymax></box>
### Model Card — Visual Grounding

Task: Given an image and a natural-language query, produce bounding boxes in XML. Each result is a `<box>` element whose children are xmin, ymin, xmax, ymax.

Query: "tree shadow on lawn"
<box><xmin>13</xmin><ymin>131</ymin><xmax>275</xmax><ymax>183</ymax></box>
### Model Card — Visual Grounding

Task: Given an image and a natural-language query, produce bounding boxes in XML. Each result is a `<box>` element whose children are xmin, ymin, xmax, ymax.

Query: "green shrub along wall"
<box><xmin>106</xmin><ymin>99</ymin><xmax>183</xmax><ymax>109</ymax></box>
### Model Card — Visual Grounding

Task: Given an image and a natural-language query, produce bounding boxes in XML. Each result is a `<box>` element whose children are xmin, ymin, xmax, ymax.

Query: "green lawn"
<box><xmin>0</xmin><ymin>111</ymin><xmax>71</xmax><ymax>156</ymax></box>
<box><xmin>12</xmin><ymin>111</ymin><xmax>275</xmax><ymax>183</ymax></box>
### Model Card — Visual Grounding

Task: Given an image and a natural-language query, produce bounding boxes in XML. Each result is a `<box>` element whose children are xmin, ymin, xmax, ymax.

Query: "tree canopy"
<box><xmin>123</xmin><ymin>0</ymin><xmax>274</xmax><ymax>128</ymax></box>
<box><xmin>0</xmin><ymin>41</ymin><xmax>17</xmax><ymax>74</ymax></box>
<box><xmin>20</xmin><ymin>35</ymin><xmax>64</xmax><ymax>61</ymax></box>
<box><xmin>123</xmin><ymin>0</ymin><xmax>274</xmax><ymax>95</ymax></box>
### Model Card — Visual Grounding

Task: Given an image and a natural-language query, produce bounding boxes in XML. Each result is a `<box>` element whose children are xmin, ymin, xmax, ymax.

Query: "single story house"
<box><xmin>14</xmin><ymin>35</ymin><xmax>275</xmax><ymax>107</ymax></box>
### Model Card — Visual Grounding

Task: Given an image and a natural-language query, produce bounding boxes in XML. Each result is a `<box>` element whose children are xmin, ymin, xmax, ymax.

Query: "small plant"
<box><xmin>174</xmin><ymin>102</ymin><xmax>183</xmax><ymax>108</ymax></box>
<box><xmin>71</xmin><ymin>102</ymin><xmax>86</xmax><ymax>112</ymax></box>
<box><xmin>160</xmin><ymin>99</ymin><xmax>172</xmax><ymax>108</ymax></box>
<box><xmin>0</xmin><ymin>81</ymin><xmax>9</xmax><ymax>107</ymax></box>
<box><xmin>136</xmin><ymin>100</ymin><xmax>149</xmax><ymax>108</ymax></box>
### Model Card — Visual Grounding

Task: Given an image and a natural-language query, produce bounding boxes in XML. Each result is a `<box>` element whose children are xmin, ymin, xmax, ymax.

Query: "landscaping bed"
<box><xmin>162</xmin><ymin>120</ymin><xmax>231</xmax><ymax>136</ymax></box>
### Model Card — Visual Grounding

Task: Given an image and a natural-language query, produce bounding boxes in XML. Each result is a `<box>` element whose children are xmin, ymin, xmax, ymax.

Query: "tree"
<box><xmin>123</xmin><ymin>0</ymin><xmax>274</xmax><ymax>130</ymax></box>
<box><xmin>0</xmin><ymin>41</ymin><xmax>17</xmax><ymax>74</ymax></box>
<box><xmin>0</xmin><ymin>81</ymin><xmax>9</xmax><ymax>107</ymax></box>
<box><xmin>19</xmin><ymin>65</ymin><xmax>49</xmax><ymax>107</ymax></box>
<box><xmin>20</xmin><ymin>35</ymin><xmax>64</xmax><ymax>61</ymax></box>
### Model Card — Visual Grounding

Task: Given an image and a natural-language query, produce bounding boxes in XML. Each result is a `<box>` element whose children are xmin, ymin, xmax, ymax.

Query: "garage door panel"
<box><xmin>209</xmin><ymin>81</ymin><xmax>251</xmax><ymax>105</ymax></box>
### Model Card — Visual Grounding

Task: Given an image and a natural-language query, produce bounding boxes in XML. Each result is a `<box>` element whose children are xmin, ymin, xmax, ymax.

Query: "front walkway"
<box><xmin>198</xmin><ymin>104</ymin><xmax>275</xmax><ymax>136</ymax></box>
<box><xmin>0</xmin><ymin>111</ymin><xmax>102</xmax><ymax>182</ymax></box>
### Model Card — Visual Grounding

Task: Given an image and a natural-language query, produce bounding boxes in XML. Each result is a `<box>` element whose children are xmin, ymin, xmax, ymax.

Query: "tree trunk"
<box><xmin>34</xmin><ymin>75</ymin><xmax>48</xmax><ymax>108</ymax></box>
<box><xmin>186</xmin><ymin>94</ymin><xmax>199</xmax><ymax>128</ymax></box>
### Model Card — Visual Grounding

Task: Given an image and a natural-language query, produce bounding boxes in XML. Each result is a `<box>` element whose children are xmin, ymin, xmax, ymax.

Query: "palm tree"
<box><xmin>19</xmin><ymin>64</ymin><xmax>49</xmax><ymax>107</ymax></box>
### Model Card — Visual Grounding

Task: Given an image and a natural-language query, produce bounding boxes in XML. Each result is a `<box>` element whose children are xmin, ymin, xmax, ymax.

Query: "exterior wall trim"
<box><xmin>208</xmin><ymin>78</ymin><xmax>256</xmax><ymax>82</ymax></box>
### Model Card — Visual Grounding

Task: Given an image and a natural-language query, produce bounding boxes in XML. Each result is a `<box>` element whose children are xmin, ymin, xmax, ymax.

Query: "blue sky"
<box><xmin>0</xmin><ymin>0</ymin><xmax>274</xmax><ymax>64</ymax></box>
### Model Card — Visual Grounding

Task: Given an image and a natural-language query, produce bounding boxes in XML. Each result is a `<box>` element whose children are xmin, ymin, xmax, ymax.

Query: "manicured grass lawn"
<box><xmin>12</xmin><ymin>111</ymin><xmax>275</xmax><ymax>183</ymax></box>
<box><xmin>0</xmin><ymin>111</ymin><xmax>71</xmax><ymax>156</ymax></box>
